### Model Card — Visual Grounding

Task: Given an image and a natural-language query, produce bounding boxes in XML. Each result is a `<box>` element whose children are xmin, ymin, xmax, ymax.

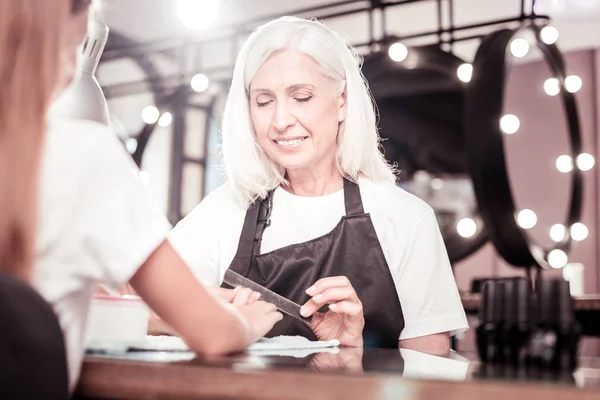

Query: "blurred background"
<box><xmin>86</xmin><ymin>0</ymin><xmax>600</xmax><ymax>352</ymax></box>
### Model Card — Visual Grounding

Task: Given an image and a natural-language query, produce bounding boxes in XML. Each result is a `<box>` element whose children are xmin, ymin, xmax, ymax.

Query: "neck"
<box><xmin>284</xmin><ymin>162</ymin><xmax>344</xmax><ymax>197</ymax></box>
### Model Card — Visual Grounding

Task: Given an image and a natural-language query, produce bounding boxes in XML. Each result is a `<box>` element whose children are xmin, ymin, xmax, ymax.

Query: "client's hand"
<box><xmin>208</xmin><ymin>286</ymin><xmax>262</xmax><ymax>305</ymax></box>
<box><xmin>237</xmin><ymin>301</ymin><xmax>283</xmax><ymax>343</ymax></box>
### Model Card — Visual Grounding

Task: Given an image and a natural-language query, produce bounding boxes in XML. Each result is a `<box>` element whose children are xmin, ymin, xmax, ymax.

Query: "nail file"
<box><xmin>223</xmin><ymin>269</ymin><xmax>312</xmax><ymax>325</ymax></box>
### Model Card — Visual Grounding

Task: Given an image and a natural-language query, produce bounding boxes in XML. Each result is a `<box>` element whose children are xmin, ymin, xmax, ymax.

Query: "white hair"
<box><xmin>221</xmin><ymin>16</ymin><xmax>396</xmax><ymax>207</ymax></box>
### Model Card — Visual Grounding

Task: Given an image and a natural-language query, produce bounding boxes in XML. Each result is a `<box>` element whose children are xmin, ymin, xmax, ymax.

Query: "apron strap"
<box><xmin>253</xmin><ymin>191</ymin><xmax>273</xmax><ymax>256</ymax></box>
<box><xmin>229</xmin><ymin>198</ymin><xmax>261</xmax><ymax>276</ymax></box>
<box><xmin>343</xmin><ymin>178</ymin><xmax>365</xmax><ymax>215</ymax></box>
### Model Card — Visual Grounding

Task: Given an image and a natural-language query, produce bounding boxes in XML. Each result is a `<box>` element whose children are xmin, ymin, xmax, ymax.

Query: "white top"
<box><xmin>33</xmin><ymin>118</ymin><xmax>171</xmax><ymax>390</ymax></box>
<box><xmin>169</xmin><ymin>178</ymin><xmax>469</xmax><ymax>342</ymax></box>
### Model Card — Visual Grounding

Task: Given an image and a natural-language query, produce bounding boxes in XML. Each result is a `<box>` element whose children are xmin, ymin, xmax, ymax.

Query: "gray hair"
<box><xmin>221</xmin><ymin>16</ymin><xmax>396</xmax><ymax>207</ymax></box>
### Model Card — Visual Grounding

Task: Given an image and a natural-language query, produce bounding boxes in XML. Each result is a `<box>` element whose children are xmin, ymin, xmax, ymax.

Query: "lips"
<box><xmin>274</xmin><ymin>137</ymin><xmax>307</xmax><ymax>148</ymax></box>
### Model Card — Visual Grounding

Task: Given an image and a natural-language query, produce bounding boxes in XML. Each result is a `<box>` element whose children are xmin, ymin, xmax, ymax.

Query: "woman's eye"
<box><xmin>295</xmin><ymin>96</ymin><xmax>313</xmax><ymax>103</ymax></box>
<box><xmin>256</xmin><ymin>100</ymin><xmax>272</xmax><ymax>107</ymax></box>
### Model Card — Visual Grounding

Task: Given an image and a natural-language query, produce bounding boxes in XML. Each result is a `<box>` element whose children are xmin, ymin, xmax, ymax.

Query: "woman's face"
<box><xmin>59</xmin><ymin>0</ymin><xmax>92</xmax><ymax>90</ymax></box>
<box><xmin>249</xmin><ymin>50</ymin><xmax>347</xmax><ymax>174</ymax></box>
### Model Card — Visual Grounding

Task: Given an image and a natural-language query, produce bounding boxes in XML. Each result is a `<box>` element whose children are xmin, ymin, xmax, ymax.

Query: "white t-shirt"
<box><xmin>33</xmin><ymin>118</ymin><xmax>172</xmax><ymax>389</ymax></box>
<box><xmin>169</xmin><ymin>177</ymin><xmax>469</xmax><ymax>342</ymax></box>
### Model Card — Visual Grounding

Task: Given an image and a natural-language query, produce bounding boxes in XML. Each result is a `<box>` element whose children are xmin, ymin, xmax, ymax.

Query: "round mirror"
<box><xmin>362</xmin><ymin>42</ymin><xmax>488</xmax><ymax>263</ymax></box>
<box><xmin>464</xmin><ymin>25</ymin><xmax>583</xmax><ymax>269</ymax></box>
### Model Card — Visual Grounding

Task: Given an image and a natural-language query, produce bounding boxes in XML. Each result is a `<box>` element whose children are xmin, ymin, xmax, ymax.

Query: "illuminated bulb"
<box><xmin>550</xmin><ymin>224</ymin><xmax>566</xmax><ymax>242</ymax></box>
<box><xmin>556</xmin><ymin>155</ymin><xmax>573</xmax><ymax>173</ymax></box>
<box><xmin>570</xmin><ymin>222</ymin><xmax>589</xmax><ymax>241</ymax></box>
<box><xmin>500</xmin><ymin>114</ymin><xmax>520</xmax><ymax>134</ymax></box>
<box><xmin>457</xmin><ymin>218</ymin><xmax>477</xmax><ymax>238</ymax></box>
<box><xmin>158</xmin><ymin>112</ymin><xmax>173</xmax><ymax>127</ymax></box>
<box><xmin>543</xmin><ymin>78</ymin><xmax>560</xmax><ymax>96</ymax></box>
<box><xmin>517</xmin><ymin>209</ymin><xmax>537</xmax><ymax>229</ymax></box>
<box><xmin>125</xmin><ymin>138</ymin><xmax>138</xmax><ymax>154</ymax></box>
<box><xmin>141</xmin><ymin>105</ymin><xmax>159</xmax><ymax>124</ymax></box>
<box><xmin>540</xmin><ymin>26</ymin><xmax>559</xmax><ymax>45</ymax></box>
<box><xmin>431</xmin><ymin>178</ymin><xmax>444</xmax><ymax>190</ymax></box>
<box><xmin>388</xmin><ymin>43</ymin><xmax>408</xmax><ymax>62</ymax></box>
<box><xmin>565</xmin><ymin>75</ymin><xmax>582</xmax><ymax>93</ymax></box>
<box><xmin>510</xmin><ymin>38</ymin><xmax>530</xmax><ymax>58</ymax></box>
<box><xmin>191</xmin><ymin>73</ymin><xmax>210</xmax><ymax>93</ymax></box>
<box><xmin>576</xmin><ymin>153</ymin><xmax>595</xmax><ymax>171</ymax></box>
<box><xmin>548</xmin><ymin>249</ymin><xmax>568</xmax><ymax>269</ymax></box>
<box><xmin>457</xmin><ymin>63</ymin><xmax>473</xmax><ymax>83</ymax></box>
<box><xmin>177</xmin><ymin>0</ymin><xmax>218</xmax><ymax>30</ymax></box>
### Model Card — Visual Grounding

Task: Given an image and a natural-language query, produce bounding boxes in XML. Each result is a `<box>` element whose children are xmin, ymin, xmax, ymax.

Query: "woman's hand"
<box><xmin>300</xmin><ymin>276</ymin><xmax>364</xmax><ymax>347</ymax></box>
<box><xmin>208</xmin><ymin>286</ymin><xmax>262</xmax><ymax>305</ymax></box>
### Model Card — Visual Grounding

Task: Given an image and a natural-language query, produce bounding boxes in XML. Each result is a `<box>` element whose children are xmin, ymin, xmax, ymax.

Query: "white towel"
<box><xmin>88</xmin><ymin>335</ymin><xmax>340</xmax><ymax>357</ymax></box>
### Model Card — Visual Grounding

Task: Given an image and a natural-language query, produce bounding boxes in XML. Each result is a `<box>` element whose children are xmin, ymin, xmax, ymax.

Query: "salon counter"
<box><xmin>74</xmin><ymin>347</ymin><xmax>600</xmax><ymax>400</ymax></box>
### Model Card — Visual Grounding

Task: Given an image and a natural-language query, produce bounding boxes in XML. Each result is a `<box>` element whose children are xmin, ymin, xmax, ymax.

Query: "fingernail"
<box><xmin>313</xmin><ymin>294</ymin><xmax>323</xmax><ymax>302</ymax></box>
<box><xmin>254</xmin><ymin>292</ymin><xmax>261</xmax><ymax>299</ymax></box>
<box><xmin>306</xmin><ymin>286</ymin><xmax>316</xmax><ymax>295</ymax></box>
<box><xmin>329</xmin><ymin>304</ymin><xmax>338</xmax><ymax>311</ymax></box>
<box><xmin>233</xmin><ymin>286</ymin><xmax>239</xmax><ymax>292</ymax></box>
<box><xmin>300</xmin><ymin>306</ymin><xmax>308</xmax><ymax>317</ymax></box>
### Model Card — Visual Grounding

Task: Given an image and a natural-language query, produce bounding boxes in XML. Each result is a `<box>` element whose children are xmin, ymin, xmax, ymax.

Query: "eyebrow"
<box><xmin>249</xmin><ymin>83</ymin><xmax>317</xmax><ymax>95</ymax></box>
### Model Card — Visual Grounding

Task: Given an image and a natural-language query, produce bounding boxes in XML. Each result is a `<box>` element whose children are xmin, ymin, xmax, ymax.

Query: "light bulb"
<box><xmin>177</xmin><ymin>0</ymin><xmax>218</xmax><ymax>30</ymax></box>
<box><xmin>550</xmin><ymin>224</ymin><xmax>566</xmax><ymax>242</ymax></box>
<box><xmin>388</xmin><ymin>43</ymin><xmax>408</xmax><ymax>62</ymax></box>
<box><xmin>431</xmin><ymin>178</ymin><xmax>445</xmax><ymax>190</ymax></box>
<box><xmin>543</xmin><ymin>78</ymin><xmax>560</xmax><ymax>96</ymax></box>
<box><xmin>141</xmin><ymin>105</ymin><xmax>159</xmax><ymax>124</ymax></box>
<box><xmin>556</xmin><ymin>155</ymin><xmax>574</xmax><ymax>173</ymax></box>
<box><xmin>457</xmin><ymin>63</ymin><xmax>473</xmax><ymax>83</ymax></box>
<box><xmin>510</xmin><ymin>38</ymin><xmax>530</xmax><ymax>58</ymax></box>
<box><xmin>500</xmin><ymin>114</ymin><xmax>520</xmax><ymax>134</ymax></box>
<box><xmin>548</xmin><ymin>249</ymin><xmax>568</xmax><ymax>269</ymax></box>
<box><xmin>576</xmin><ymin>153</ymin><xmax>595</xmax><ymax>171</ymax></box>
<box><xmin>517</xmin><ymin>209</ymin><xmax>537</xmax><ymax>229</ymax></box>
<box><xmin>158</xmin><ymin>112</ymin><xmax>173</xmax><ymax>127</ymax></box>
<box><xmin>565</xmin><ymin>75</ymin><xmax>582</xmax><ymax>93</ymax></box>
<box><xmin>191</xmin><ymin>73</ymin><xmax>210</xmax><ymax>93</ymax></box>
<box><xmin>540</xmin><ymin>26</ymin><xmax>559</xmax><ymax>44</ymax></box>
<box><xmin>125</xmin><ymin>138</ymin><xmax>138</xmax><ymax>154</ymax></box>
<box><xmin>571</xmin><ymin>222</ymin><xmax>589</xmax><ymax>241</ymax></box>
<box><xmin>457</xmin><ymin>218</ymin><xmax>477</xmax><ymax>238</ymax></box>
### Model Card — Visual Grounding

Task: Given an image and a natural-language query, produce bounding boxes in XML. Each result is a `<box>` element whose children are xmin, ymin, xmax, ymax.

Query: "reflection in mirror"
<box><xmin>362</xmin><ymin>44</ymin><xmax>487</xmax><ymax>263</ymax></box>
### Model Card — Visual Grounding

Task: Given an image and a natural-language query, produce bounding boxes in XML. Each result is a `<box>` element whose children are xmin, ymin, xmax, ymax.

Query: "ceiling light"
<box><xmin>141</xmin><ymin>105</ymin><xmax>160</xmax><ymax>124</ymax></box>
<box><xmin>177</xmin><ymin>0</ymin><xmax>218</xmax><ymax>30</ymax></box>
<box><xmin>191</xmin><ymin>73</ymin><xmax>210</xmax><ymax>93</ymax></box>
<box><xmin>510</xmin><ymin>38</ymin><xmax>529</xmax><ymax>58</ymax></box>
<box><xmin>457</xmin><ymin>63</ymin><xmax>473</xmax><ymax>83</ymax></box>
<box><xmin>457</xmin><ymin>218</ymin><xmax>477</xmax><ymax>238</ymax></box>
<box><xmin>540</xmin><ymin>26</ymin><xmax>559</xmax><ymax>45</ymax></box>
<box><xmin>565</xmin><ymin>75</ymin><xmax>582</xmax><ymax>93</ymax></box>
<box><xmin>388</xmin><ymin>43</ymin><xmax>408</xmax><ymax>62</ymax></box>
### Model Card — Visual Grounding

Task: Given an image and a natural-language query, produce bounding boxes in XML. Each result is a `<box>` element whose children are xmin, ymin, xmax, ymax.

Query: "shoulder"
<box><xmin>45</xmin><ymin>118</ymin><xmax>129</xmax><ymax>174</ymax></box>
<box><xmin>358</xmin><ymin>177</ymin><xmax>434</xmax><ymax>229</ymax></box>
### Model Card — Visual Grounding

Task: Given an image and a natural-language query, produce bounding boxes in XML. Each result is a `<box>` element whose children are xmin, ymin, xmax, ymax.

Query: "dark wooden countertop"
<box><xmin>75</xmin><ymin>347</ymin><xmax>600</xmax><ymax>400</ymax></box>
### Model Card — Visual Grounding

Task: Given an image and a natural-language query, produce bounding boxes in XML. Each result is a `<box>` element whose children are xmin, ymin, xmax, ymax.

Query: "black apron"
<box><xmin>222</xmin><ymin>178</ymin><xmax>404</xmax><ymax>348</ymax></box>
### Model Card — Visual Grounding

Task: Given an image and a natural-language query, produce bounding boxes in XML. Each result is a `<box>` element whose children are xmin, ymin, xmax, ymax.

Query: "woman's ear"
<box><xmin>337</xmin><ymin>87</ymin><xmax>347</xmax><ymax>123</ymax></box>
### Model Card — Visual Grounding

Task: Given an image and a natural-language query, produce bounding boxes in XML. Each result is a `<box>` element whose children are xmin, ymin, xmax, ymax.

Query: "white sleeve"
<box><xmin>395</xmin><ymin>211</ymin><xmax>469</xmax><ymax>340</ymax></box>
<box><xmin>168</xmin><ymin>193</ymin><xmax>222</xmax><ymax>286</ymax></box>
<box><xmin>77</xmin><ymin>133</ymin><xmax>172</xmax><ymax>289</ymax></box>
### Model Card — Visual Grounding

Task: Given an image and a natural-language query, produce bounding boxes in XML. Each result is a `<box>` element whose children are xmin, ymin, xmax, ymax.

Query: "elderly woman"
<box><xmin>170</xmin><ymin>16</ymin><xmax>468</xmax><ymax>353</ymax></box>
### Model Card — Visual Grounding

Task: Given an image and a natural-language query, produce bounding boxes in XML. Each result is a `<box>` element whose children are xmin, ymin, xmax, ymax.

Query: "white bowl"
<box><xmin>85</xmin><ymin>294</ymin><xmax>149</xmax><ymax>345</ymax></box>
